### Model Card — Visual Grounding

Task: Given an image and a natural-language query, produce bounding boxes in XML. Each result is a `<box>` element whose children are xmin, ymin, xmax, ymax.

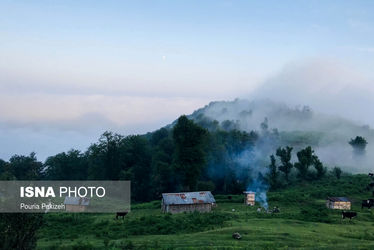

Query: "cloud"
<box><xmin>0</xmin><ymin>93</ymin><xmax>208</xmax><ymax>132</ymax></box>
<box><xmin>0</xmin><ymin>93</ymin><xmax>209</xmax><ymax>161</ymax></box>
<box><xmin>250</xmin><ymin>58</ymin><xmax>374</xmax><ymax>126</ymax></box>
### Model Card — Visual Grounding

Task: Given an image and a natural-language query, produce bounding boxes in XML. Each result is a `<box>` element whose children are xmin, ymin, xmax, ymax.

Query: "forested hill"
<box><xmin>188</xmin><ymin>99</ymin><xmax>373</xmax><ymax>144</ymax></box>
<box><xmin>0</xmin><ymin>99</ymin><xmax>373</xmax><ymax>203</ymax></box>
<box><xmin>185</xmin><ymin>99</ymin><xmax>374</xmax><ymax>173</ymax></box>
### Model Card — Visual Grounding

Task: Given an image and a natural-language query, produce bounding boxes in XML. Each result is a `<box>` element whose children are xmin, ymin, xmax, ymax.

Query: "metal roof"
<box><xmin>162</xmin><ymin>191</ymin><xmax>216</xmax><ymax>205</ymax></box>
<box><xmin>64</xmin><ymin>196</ymin><xmax>90</xmax><ymax>206</ymax></box>
<box><xmin>327</xmin><ymin>197</ymin><xmax>351</xmax><ymax>202</ymax></box>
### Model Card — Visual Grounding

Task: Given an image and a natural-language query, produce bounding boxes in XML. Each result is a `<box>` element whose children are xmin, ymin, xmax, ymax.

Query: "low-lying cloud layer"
<box><xmin>1</xmin><ymin>58</ymin><xmax>373</xmax><ymax>163</ymax></box>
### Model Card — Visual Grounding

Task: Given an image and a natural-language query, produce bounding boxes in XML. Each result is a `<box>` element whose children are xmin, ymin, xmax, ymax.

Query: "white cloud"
<box><xmin>251</xmin><ymin>58</ymin><xmax>374</xmax><ymax>126</ymax></box>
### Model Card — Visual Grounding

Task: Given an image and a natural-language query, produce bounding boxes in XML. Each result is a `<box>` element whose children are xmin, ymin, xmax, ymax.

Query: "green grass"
<box><xmin>36</xmin><ymin>174</ymin><xmax>374</xmax><ymax>249</ymax></box>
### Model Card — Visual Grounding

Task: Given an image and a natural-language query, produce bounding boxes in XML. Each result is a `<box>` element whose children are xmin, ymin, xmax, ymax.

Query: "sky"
<box><xmin>0</xmin><ymin>0</ymin><xmax>373</xmax><ymax>161</ymax></box>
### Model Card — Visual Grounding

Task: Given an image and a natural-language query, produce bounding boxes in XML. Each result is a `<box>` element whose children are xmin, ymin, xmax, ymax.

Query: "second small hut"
<box><xmin>326</xmin><ymin>197</ymin><xmax>351</xmax><ymax>210</ymax></box>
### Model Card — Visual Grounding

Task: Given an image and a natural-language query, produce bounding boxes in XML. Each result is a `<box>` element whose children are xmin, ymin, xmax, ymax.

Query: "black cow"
<box><xmin>342</xmin><ymin>211</ymin><xmax>357</xmax><ymax>220</ymax></box>
<box><xmin>361</xmin><ymin>199</ymin><xmax>374</xmax><ymax>209</ymax></box>
<box><xmin>116</xmin><ymin>211</ymin><xmax>128</xmax><ymax>219</ymax></box>
<box><xmin>369</xmin><ymin>173</ymin><xmax>374</xmax><ymax>178</ymax></box>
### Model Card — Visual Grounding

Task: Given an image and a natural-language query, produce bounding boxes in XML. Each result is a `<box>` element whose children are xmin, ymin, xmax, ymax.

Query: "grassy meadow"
<box><xmin>36</xmin><ymin>174</ymin><xmax>374</xmax><ymax>249</ymax></box>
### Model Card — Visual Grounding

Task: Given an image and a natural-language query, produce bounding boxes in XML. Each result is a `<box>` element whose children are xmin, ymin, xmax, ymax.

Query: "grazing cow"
<box><xmin>115</xmin><ymin>211</ymin><xmax>128</xmax><ymax>219</ymax></box>
<box><xmin>369</xmin><ymin>173</ymin><xmax>374</xmax><ymax>178</ymax></box>
<box><xmin>361</xmin><ymin>199</ymin><xmax>374</xmax><ymax>209</ymax></box>
<box><xmin>342</xmin><ymin>211</ymin><xmax>357</xmax><ymax>220</ymax></box>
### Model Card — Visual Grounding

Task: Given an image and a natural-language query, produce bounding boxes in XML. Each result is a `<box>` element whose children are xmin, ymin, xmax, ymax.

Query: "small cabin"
<box><xmin>326</xmin><ymin>197</ymin><xmax>351</xmax><ymax>210</ymax></box>
<box><xmin>161</xmin><ymin>191</ymin><xmax>216</xmax><ymax>214</ymax></box>
<box><xmin>243</xmin><ymin>191</ymin><xmax>255</xmax><ymax>206</ymax></box>
<box><xmin>64</xmin><ymin>197</ymin><xmax>90</xmax><ymax>212</ymax></box>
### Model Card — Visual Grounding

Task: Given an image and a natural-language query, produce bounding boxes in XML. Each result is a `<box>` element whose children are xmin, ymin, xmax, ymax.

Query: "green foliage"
<box><xmin>276</xmin><ymin>146</ymin><xmax>293</xmax><ymax>182</ymax></box>
<box><xmin>44</xmin><ymin>150</ymin><xmax>87</xmax><ymax>180</ymax></box>
<box><xmin>0</xmin><ymin>213</ymin><xmax>44</xmax><ymax>250</ymax></box>
<box><xmin>294</xmin><ymin>146</ymin><xmax>314</xmax><ymax>180</ymax></box>
<box><xmin>266</xmin><ymin>155</ymin><xmax>279</xmax><ymax>190</ymax></box>
<box><xmin>173</xmin><ymin>115</ymin><xmax>208</xmax><ymax>191</ymax></box>
<box><xmin>349</xmin><ymin>136</ymin><xmax>368</xmax><ymax>155</ymax></box>
<box><xmin>8</xmin><ymin>153</ymin><xmax>43</xmax><ymax>180</ymax></box>
<box><xmin>312</xmin><ymin>155</ymin><xmax>326</xmax><ymax>179</ymax></box>
<box><xmin>332</xmin><ymin>166</ymin><xmax>342</xmax><ymax>179</ymax></box>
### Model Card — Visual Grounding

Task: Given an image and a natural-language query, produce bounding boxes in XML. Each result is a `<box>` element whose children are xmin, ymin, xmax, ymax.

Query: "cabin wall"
<box><xmin>162</xmin><ymin>203</ymin><xmax>212</xmax><ymax>214</ymax></box>
<box><xmin>66</xmin><ymin>205</ymin><xmax>86</xmax><ymax>212</ymax></box>
<box><xmin>326</xmin><ymin>201</ymin><xmax>351</xmax><ymax>210</ymax></box>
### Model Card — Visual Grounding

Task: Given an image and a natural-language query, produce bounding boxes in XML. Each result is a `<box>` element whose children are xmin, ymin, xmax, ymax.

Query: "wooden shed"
<box><xmin>326</xmin><ymin>197</ymin><xmax>351</xmax><ymax>210</ymax></box>
<box><xmin>64</xmin><ymin>197</ymin><xmax>90</xmax><ymax>212</ymax></box>
<box><xmin>161</xmin><ymin>191</ymin><xmax>216</xmax><ymax>214</ymax></box>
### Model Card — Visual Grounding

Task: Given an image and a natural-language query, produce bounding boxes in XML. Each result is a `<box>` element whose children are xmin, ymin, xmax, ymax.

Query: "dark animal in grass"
<box><xmin>227</xmin><ymin>196</ymin><xmax>232</xmax><ymax>200</ymax></box>
<box><xmin>232</xmin><ymin>232</ymin><xmax>241</xmax><ymax>240</ymax></box>
<box><xmin>115</xmin><ymin>212</ymin><xmax>128</xmax><ymax>219</ymax></box>
<box><xmin>369</xmin><ymin>173</ymin><xmax>374</xmax><ymax>178</ymax></box>
<box><xmin>341</xmin><ymin>211</ymin><xmax>357</xmax><ymax>220</ymax></box>
<box><xmin>361</xmin><ymin>199</ymin><xmax>374</xmax><ymax>209</ymax></box>
<box><xmin>272</xmin><ymin>206</ymin><xmax>280</xmax><ymax>213</ymax></box>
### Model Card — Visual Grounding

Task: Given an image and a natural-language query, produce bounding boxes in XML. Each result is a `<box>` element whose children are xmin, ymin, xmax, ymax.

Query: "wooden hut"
<box><xmin>326</xmin><ymin>197</ymin><xmax>351</xmax><ymax>210</ymax></box>
<box><xmin>64</xmin><ymin>197</ymin><xmax>90</xmax><ymax>212</ymax></box>
<box><xmin>161</xmin><ymin>191</ymin><xmax>216</xmax><ymax>214</ymax></box>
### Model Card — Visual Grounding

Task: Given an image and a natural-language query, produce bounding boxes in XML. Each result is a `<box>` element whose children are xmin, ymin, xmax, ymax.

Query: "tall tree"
<box><xmin>44</xmin><ymin>150</ymin><xmax>87</xmax><ymax>180</ymax></box>
<box><xmin>8</xmin><ymin>153</ymin><xmax>43</xmax><ymax>180</ymax></box>
<box><xmin>87</xmin><ymin>132</ymin><xmax>123</xmax><ymax>180</ymax></box>
<box><xmin>266</xmin><ymin>155</ymin><xmax>279</xmax><ymax>190</ymax></box>
<box><xmin>294</xmin><ymin>146</ymin><xmax>314</xmax><ymax>180</ymax></box>
<box><xmin>332</xmin><ymin>166</ymin><xmax>342</xmax><ymax>180</ymax></box>
<box><xmin>349</xmin><ymin>136</ymin><xmax>368</xmax><ymax>156</ymax></box>
<box><xmin>173</xmin><ymin>115</ymin><xmax>208</xmax><ymax>191</ymax></box>
<box><xmin>276</xmin><ymin>146</ymin><xmax>293</xmax><ymax>183</ymax></box>
<box><xmin>312</xmin><ymin>155</ymin><xmax>326</xmax><ymax>179</ymax></box>
<box><xmin>121</xmin><ymin>135</ymin><xmax>152</xmax><ymax>201</ymax></box>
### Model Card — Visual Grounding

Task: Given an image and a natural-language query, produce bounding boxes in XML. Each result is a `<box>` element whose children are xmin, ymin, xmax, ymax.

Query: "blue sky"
<box><xmin>0</xmin><ymin>0</ymin><xmax>373</xmax><ymax>160</ymax></box>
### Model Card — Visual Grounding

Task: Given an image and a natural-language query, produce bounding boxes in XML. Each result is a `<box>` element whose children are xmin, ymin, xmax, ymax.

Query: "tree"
<box><xmin>87</xmin><ymin>132</ymin><xmax>124</xmax><ymax>180</ymax></box>
<box><xmin>294</xmin><ymin>146</ymin><xmax>315</xmax><ymax>180</ymax></box>
<box><xmin>312</xmin><ymin>155</ymin><xmax>326</xmax><ymax>179</ymax></box>
<box><xmin>121</xmin><ymin>135</ymin><xmax>152</xmax><ymax>201</ymax></box>
<box><xmin>266</xmin><ymin>155</ymin><xmax>279</xmax><ymax>190</ymax></box>
<box><xmin>44</xmin><ymin>150</ymin><xmax>88</xmax><ymax>180</ymax></box>
<box><xmin>173</xmin><ymin>115</ymin><xmax>208</xmax><ymax>191</ymax></box>
<box><xmin>260</xmin><ymin>117</ymin><xmax>269</xmax><ymax>133</ymax></box>
<box><xmin>276</xmin><ymin>146</ymin><xmax>293</xmax><ymax>183</ymax></box>
<box><xmin>332</xmin><ymin>167</ymin><xmax>342</xmax><ymax>179</ymax></box>
<box><xmin>349</xmin><ymin>136</ymin><xmax>368</xmax><ymax>156</ymax></box>
<box><xmin>8</xmin><ymin>153</ymin><xmax>43</xmax><ymax>180</ymax></box>
<box><xmin>0</xmin><ymin>214</ymin><xmax>44</xmax><ymax>249</ymax></box>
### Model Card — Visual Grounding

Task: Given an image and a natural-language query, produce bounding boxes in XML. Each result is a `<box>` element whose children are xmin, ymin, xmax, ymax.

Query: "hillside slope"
<box><xmin>187</xmin><ymin>99</ymin><xmax>374</xmax><ymax>173</ymax></box>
